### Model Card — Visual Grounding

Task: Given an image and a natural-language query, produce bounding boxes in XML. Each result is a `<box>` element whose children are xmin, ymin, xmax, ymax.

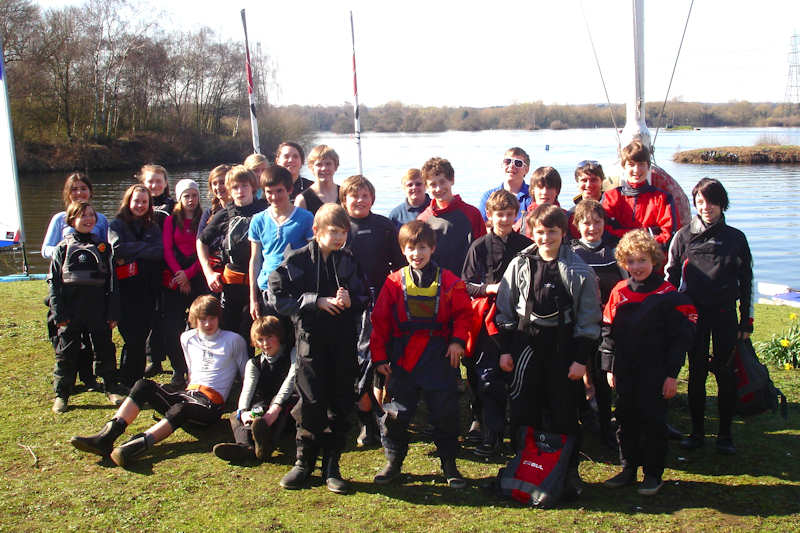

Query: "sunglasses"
<box><xmin>577</xmin><ymin>160</ymin><xmax>600</xmax><ymax>168</ymax></box>
<box><xmin>503</xmin><ymin>157</ymin><xmax>527</xmax><ymax>168</ymax></box>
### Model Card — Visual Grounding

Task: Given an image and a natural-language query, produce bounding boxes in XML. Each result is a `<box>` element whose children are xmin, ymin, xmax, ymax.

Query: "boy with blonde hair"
<box><xmin>602</xmin><ymin>230</ymin><xmax>696</xmax><ymax>495</ymax></box>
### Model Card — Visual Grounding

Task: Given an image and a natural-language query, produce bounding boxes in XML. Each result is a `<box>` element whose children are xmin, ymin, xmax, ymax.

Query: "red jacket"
<box><xmin>370</xmin><ymin>266</ymin><xmax>474</xmax><ymax>372</ymax></box>
<box><xmin>601</xmin><ymin>182</ymin><xmax>675</xmax><ymax>245</ymax></box>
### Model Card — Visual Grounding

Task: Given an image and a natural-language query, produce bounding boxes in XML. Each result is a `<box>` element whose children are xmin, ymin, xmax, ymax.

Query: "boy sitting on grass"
<box><xmin>70</xmin><ymin>295</ymin><xmax>248</xmax><ymax>467</ymax></box>
<box><xmin>601</xmin><ymin>230</ymin><xmax>696</xmax><ymax>496</ymax></box>
<box><xmin>213</xmin><ymin>315</ymin><xmax>297</xmax><ymax>463</ymax></box>
<box><xmin>369</xmin><ymin>220</ymin><xmax>473</xmax><ymax>488</ymax></box>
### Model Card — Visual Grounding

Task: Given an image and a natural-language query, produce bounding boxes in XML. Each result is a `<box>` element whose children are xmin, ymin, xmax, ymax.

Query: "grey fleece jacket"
<box><xmin>494</xmin><ymin>242</ymin><xmax>602</xmax><ymax>364</ymax></box>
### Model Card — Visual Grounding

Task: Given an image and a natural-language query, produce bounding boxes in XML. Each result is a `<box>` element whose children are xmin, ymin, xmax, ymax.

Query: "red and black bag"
<box><xmin>732</xmin><ymin>338</ymin><xmax>787</xmax><ymax>419</ymax></box>
<box><xmin>496</xmin><ymin>426</ymin><xmax>576</xmax><ymax>508</ymax></box>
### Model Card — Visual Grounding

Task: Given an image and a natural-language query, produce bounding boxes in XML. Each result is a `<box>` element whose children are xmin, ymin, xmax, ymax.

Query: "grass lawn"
<box><xmin>1</xmin><ymin>281</ymin><xmax>798</xmax><ymax>532</ymax></box>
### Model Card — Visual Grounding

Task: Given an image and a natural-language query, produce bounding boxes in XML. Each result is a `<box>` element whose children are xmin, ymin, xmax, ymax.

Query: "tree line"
<box><xmin>290</xmin><ymin>100</ymin><xmax>800</xmax><ymax>134</ymax></box>
<box><xmin>1</xmin><ymin>0</ymin><xmax>308</xmax><ymax>171</ymax></box>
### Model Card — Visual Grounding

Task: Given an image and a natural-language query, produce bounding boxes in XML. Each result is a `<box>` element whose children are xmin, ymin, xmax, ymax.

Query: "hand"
<box><xmin>446</xmin><ymin>342</ymin><xmax>464</xmax><ymax>368</ymax></box>
<box><xmin>567</xmin><ymin>362</ymin><xmax>586</xmax><ymax>381</ymax></box>
<box><xmin>240</xmin><ymin>410</ymin><xmax>253</xmax><ymax>425</ymax></box>
<box><xmin>206</xmin><ymin>272</ymin><xmax>223</xmax><ymax>293</ymax></box>
<box><xmin>485</xmin><ymin>283</ymin><xmax>500</xmax><ymax>295</ymax></box>
<box><xmin>376</xmin><ymin>363</ymin><xmax>392</xmax><ymax>377</ymax></box>
<box><xmin>250</xmin><ymin>295</ymin><xmax>261</xmax><ymax>320</ymax></box>
<box><xmin>264</xmin><ymin>404</ymin><xmax>281</xmax><ymax>425</ymax></box>
<box><xmin>662</xmin><ymin>377</ymin><xmax>677</xmax><ymax>399</ymax></box>
<box><xmin>107</xmin><ymin>320</ymin><xmax>117</xmax><ymax>330</ymax></box>
<box><xmin>173</xmin><ymin>270</ymin><xmax>188</xmax><ymax>287</ymax></box>
<box><xmin>336</xmin><ymin>287</ymin><xmax>351</xmax><ymax>308</ymax></box>
<box><xmin>738</xmin><ymin>331</ymin><xmax>751</xmax><ymax>340</ymax></box>
<box><xmin>178</xmin><ymin>279</ymin><xmax>191</xmax><ymax>295</ymax></box>
<box><xmin>606</xmin><ymin>372</ymin><xmax>616</xmax><ymax>389</ymax></box>
<box><xmin>499</xmin><ymin>353</ymin><xmax>514</xmax><ymax>372</ymax></box>
<box><xmin>317</xmin><ymin>296</ymin><xmax>344</xmax><ymax>315</ymax></box>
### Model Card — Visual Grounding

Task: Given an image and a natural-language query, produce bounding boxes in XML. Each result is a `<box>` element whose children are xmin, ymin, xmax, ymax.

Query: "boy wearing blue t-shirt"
<box><xmin>248</xmin><ymin>166</ymin><xmax>314</xmax><ymax>319</ymax></box>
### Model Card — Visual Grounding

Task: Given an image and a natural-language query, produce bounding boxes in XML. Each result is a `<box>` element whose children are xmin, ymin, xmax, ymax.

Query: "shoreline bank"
<box><xmin>673</xmin><ymin>145</ymin><xmax>800</xmax><ymax>164</ymax></box>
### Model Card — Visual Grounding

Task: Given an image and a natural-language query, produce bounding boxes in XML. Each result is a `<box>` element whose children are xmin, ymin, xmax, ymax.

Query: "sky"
<box><xmin>38</xmin><ymin>0</ymin><xmax>800</xmax><ymax>108</ymax></box>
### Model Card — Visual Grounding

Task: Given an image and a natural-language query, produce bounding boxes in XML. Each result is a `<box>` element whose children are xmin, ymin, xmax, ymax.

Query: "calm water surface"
<box><xmin>13</xmin><ymin>127</ymin><xmax>800</xmax><ymax>291</ymax></box>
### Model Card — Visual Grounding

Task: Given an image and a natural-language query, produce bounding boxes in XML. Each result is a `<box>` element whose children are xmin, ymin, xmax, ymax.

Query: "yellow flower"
<box><xmin>785</xmin><ymin>363</ymin><xmax>794</xmax><ymax>370</ymax></box>
<box><xmin>780</xmin><ymin>339</ymin><xmax>791</xmax><ymax>348</ymax></box>
<box><xmin>790</xmin><ymin>313</ymin><xmax>798</xmax><ymax>321</ymax></box>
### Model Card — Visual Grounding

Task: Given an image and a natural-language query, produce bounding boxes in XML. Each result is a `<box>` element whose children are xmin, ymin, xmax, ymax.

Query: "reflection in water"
<box><xmin>11</xmin><ymin>127</ymin><xmax>800</xmax><ymax>289</ymax></box>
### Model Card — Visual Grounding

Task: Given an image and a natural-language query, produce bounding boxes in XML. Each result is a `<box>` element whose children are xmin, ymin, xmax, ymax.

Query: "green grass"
<box><xmin>1</xmin><ymin>281</ymin><xmax>798</xmax><ymax>532</ymax></box>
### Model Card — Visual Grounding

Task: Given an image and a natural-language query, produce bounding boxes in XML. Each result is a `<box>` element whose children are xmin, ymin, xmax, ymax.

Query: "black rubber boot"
<box><xmin>374</xmin><ymin>451</ymin><xmax>404</xmax><ymax>484</ymax></box>
<box><xmin>70</xmin><ymin>417</ymin><xmax>128</xmax><ymax>456</ymax></box>
<box><xmin>280</xmin><ymin>441</ymin><xmax>314</xmax><ymax>489</ymax></box>
<box><xmin>280</xmin><ymin>461</ymin><xmax>311</xmax><ymax>490</ymax></box>
<box><xmin>440</xmin><ymin>457</ymin><xmax>466</xmax><ymax>489</ymax></box>
<box><xmin>213</xmin><ymin>442</ymin><xmax>256</xmax><ymax>462</ymax></box>
<box><xmin>251</xmin><ymin>417</ymin><xmax>274</xmax><ymax>461</ymax></box>
<box><xmin>322</xmin><ymin>451</ymin><xmax>350</xmax><ymax>494</ymax></box>
<box><xmin>110</xmin><ymin>433</ymin><xmax>151</xmax><ymax>467</ymax></box>
<box><xmin>356</xmin><ymin>409</ymin><xmax>380</xmax><ymax>447</ymax></box>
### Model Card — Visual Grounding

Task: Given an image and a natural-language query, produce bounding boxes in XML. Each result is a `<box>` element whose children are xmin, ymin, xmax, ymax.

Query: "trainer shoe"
<box><xmin>637</xmin><ymin>474</ymin><xmax>664</xmax><ymax>496</ymax></box>
<box><xmin>52</xmin><ymin>397</ymin><xmax>68</xmax><ymax>414</ymax></box>
<box><xmin>466</xmin><ymin>420</ymin><xmax>482</xmax><ymax>445</ymax></box>
<box><xmin>679</xmin><ymin>434</ymin><xmax>705</xmax><ymax>450</ymax></box>
<box><xmin>440</xmin><ymin>457</ymin><xmax>467</xmax><ymax>489</ymax></box>
<box><xmin>604</xmin><ymin>468</ymin><xmax>637</xmax><ymax>488</ymax></box>
<box><xmin>715</xmin><ymin>436</ymin><xmax>737</xmax><ymax>455</ymax></box>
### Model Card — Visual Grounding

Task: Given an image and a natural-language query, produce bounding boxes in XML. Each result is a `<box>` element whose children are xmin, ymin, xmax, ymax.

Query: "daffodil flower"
<box><xmin>790</xmin><ymin>313</ymin><xmax>798</xmax><ymax>321</ymax></box>
<box><xmin>785</xmin><ymin>363</ymin><xmax>793</xmax><ymax>370</ymax></box>
<box><xmin>780</xmin><ymin>338</ymin><xmax>791</xmax><ymax>348</ymax></box>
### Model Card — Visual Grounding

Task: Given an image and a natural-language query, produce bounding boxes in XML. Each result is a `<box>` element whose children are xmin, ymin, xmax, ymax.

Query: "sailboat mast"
<box><xmin>621</xmin><ymin>0</ymin><xmax>652</xmax><ymax>150</ymax></box>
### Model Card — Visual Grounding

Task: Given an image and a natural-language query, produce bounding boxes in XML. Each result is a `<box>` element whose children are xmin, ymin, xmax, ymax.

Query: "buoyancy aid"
<box><xmin>399</xmin><ymin>266</ymin><xmax>442</xmax><ymax>333</ymax></box>
<box><xmin>61</xmin><ymin>234</ymin><xmax>109</xmax><ymax>287</ymax></box>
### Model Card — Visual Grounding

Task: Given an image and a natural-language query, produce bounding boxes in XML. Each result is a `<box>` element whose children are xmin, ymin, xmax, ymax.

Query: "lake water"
<box><xmin>11</xmin><ymin>127</ymin><xmax>800</xmax><ymax>292</ymax></box>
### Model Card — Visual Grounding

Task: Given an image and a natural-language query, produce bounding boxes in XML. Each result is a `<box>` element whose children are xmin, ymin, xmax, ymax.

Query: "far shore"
<box><xmin>673</xmin><ymin>145</ymin><xmax>800</xmax><ymax>164</ymax></box>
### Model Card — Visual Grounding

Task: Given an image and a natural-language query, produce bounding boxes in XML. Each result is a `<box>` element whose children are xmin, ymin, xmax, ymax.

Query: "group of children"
<box><xmin>51</xmin><ymin>137</ymin><xmax>753</xmax><ymax>501</ymax></box>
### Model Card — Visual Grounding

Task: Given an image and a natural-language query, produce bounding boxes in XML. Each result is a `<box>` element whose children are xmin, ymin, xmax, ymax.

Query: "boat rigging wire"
<box><xmin>652</xmin><ymin>0</ymin><xmax>695</xmax><ymax>150</ymax></box>
<box><xmin>580</xmin><ymin>0</ymin><xmax>622</xmax><ymax>152</ymax></box>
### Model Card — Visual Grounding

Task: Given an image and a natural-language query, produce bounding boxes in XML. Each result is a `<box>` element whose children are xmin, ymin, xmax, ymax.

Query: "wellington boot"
<box><xmin>373</xmin><ymin>455</ymin><xmax>403</xmax><ymax>485</ymax></box>
<box><xmin>356</xmin><ymin>410</ymin><xmax>380</xmax><ymax>447</ymax></box>
<box><xmin>280</xmin><ymin>460</ymin><xmax>312</xmax><ymax>490</ymax></box>
<box><xmin>70</xmin><ymin>417</ymin><xmax>127</xmax><ymax>456</ymax></box>
<box><xmin>110</xmin><ymin>433</ymin><xmax>150</xmax><ymax>467</ymax></box>
<box><xmin>322</xmin><ymin>451</ymin><xmax>350</xmax><ymax>494</ymax></box>
<box><xmin>213</xmin><ymin>442</ymin><xmax>256</xmax><ymax>463</ymax></box>
<box><xmin>251</xmin><ymin>417</ymin><xmax>274</xmax><ymax>461</ymax></box>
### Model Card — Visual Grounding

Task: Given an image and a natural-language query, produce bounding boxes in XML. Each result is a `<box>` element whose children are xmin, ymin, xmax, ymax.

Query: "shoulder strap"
<box><xmin>518</xmin><ymin>255</ymin><xmax>536</xmax><ymax>332</ymax></box>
